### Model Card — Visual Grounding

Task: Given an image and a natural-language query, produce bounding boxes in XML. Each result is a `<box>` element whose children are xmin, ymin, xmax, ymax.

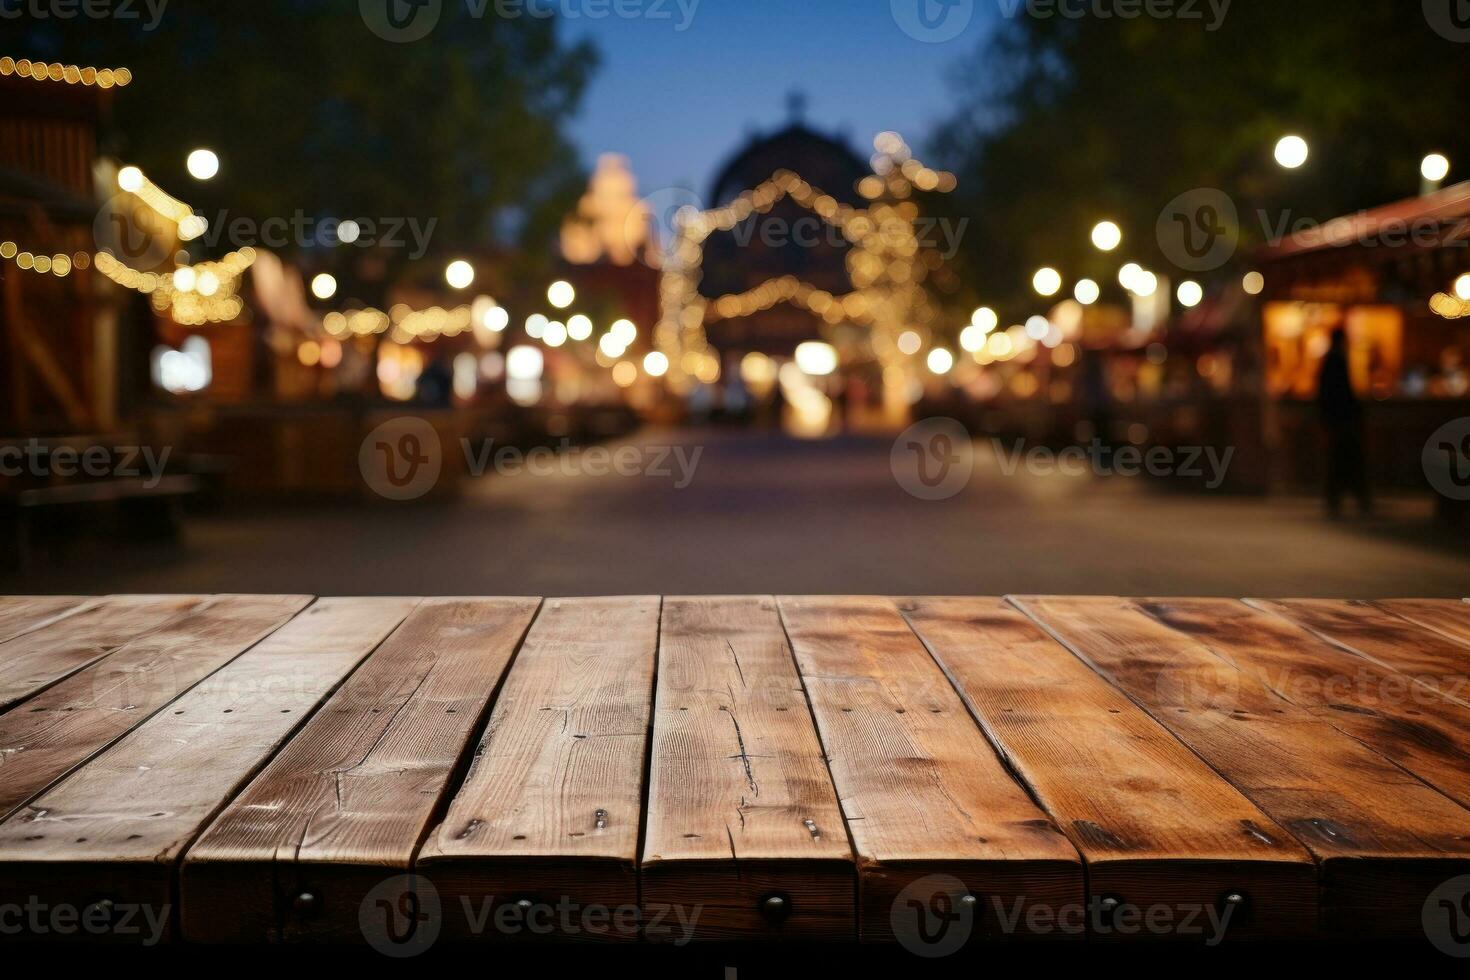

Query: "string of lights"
<box><xmin>0</xmin><ymin>240</ymin><xmax>89</xmax><ymax>279</ymax></box>
<box><xmin>0</xmin><ymin>57</ymin><xmax>132</xmax><ymax>88</ymax></box>
<box><xmin>655</xmin><ymin>133</ymin><xmax>955</xmax><ymax>391</ymax></box>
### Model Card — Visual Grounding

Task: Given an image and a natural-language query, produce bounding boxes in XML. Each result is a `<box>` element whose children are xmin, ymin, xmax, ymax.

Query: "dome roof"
<box><xmin>708</xmin><ymin>123</ymin><xmax>868</xmax><ymax>206</ymax></box>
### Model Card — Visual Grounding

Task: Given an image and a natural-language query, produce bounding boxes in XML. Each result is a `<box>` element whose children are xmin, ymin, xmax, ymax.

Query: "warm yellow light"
<box><xmin>1118</xmin><ymin>263</ymin><xmax>1143</xmax><ymax>290</ymax></box>
<box><xmin>1177</xmin><ymin>280</ymin><xmax>1204</xmax><ymax>308</ymax></box>
<box><xmin>178</xmin><ymin>215</ymin><xmax>208</xmax><ymax>241</ymax></box>
<box><xmin>1032</xmin><ymin>267</ymin><xmax>1062</xmax><ymax>297</ymax></box>
<box><xmin>741</xmin><ymin>352</ymin><xmax>777</xmax><ymax>386</ymax></box>
<box><xmin>186</xmin><ymin>148</ymin><xmax>220</xmax><ymax>181</ymax></box>
<box><xmin>547</xmin><ymin>280</ymin><xmax>576</xmax><ymax>309</ymax></box>
<box><xmin>336</xmin><ymin>219</ymin><xmax>361</xmax><ymax>244</ymax></box>
<box><xmin>971</xmin><ymin>307</ymin><xmax>998</xmax><ymax>333</ymax></box>
<box><xmin>612</xmin><ymin>361</ymin><xmax>638</xmax><ymax>388</ymax></box>
<box><xmin>567</xmin><ymin>314</ymin><xmax>593</xmax><ymax>341</ymax></box>
<box><xmin>506</xmin><ymin>345</ymin><xmax>544</xmax><ymax>381</ymax></box>
<box><xmin>897</xmin><ymin>330</ymin><xmax>922</xmax><ymax>356</ymax></box>
<box><xmin>311</xmin><ymin>273</ymin><xmax>337</xmax><ymax>300</ymax></box>
<box><xmin>794</xmin><ymin>341</ymin><xmax>838</xmax><ymax>377</ymax></box>
<box><xmin>1091</xmin><ymin>221</ymin><xmax>1122</xmax><ymax>252</ymax></box>
<box><xmin>643</xmin><ymin>351</ymin><xmax>670</xmax><ymax>377</ymax></box>
<box><xmin>1422</xmin><ymin>153</ymin><xmax>1451</xmax><ymax>183</ymax></box>
<box><xmin>1074</xmin><ymin>279</ymin><xmax>1100</xmax><ymax>305</ymax></box>
<box><xmin>1242</xmin><ymin>272</ymin><xmax>1265</xmax><ymax>296</ymax></box>
<box><xmin>598</xmin><ymin>333</ymin><xmax>627</xmax><ymax>359</ymax></box>
<box><xmin>926</xmin><ymin>348</ymin><xmax>955</xmax><ymax>375</ymax></box>
<box><xmin>1275</xmin><ymin>135</ymin><xmax>1309</xmax><ymax>169</ymax></box>
<box><xmin>610</xmin><ymin>318</ymin><xmax>637</xmax><ymax>346</ymax></box>
<box><xmin>117</xmin><ymin>165</ymin><xmax>144</xmax><ymax>193</ymax></box>
<box><xmin>1133</xmin><ymin>270</ymin><xmax>1159</xmax><ymax>297</ymax></box>
<box><xmin>543</xmin><ymin>321</ymin><xmax>568</xmax><ymax>347</ymax></box>
<box><xmin>483</xmin><ymin>306</ymin><xmax>509</xmax><ymax>332</ymax></box>
<box><xmin>959</xmin><ymin>325</ymin><xmax>985</xmax><ymax>352</ymax></box>
<box><xmin>445</xmin><ymin>260</ymin><xmax>475</xmax><ymax>290</ymax></box>
<box><xmin>173</xmin><ymin>266</ymin><xmax>197</xmax><ymax>292</ymax></box>
<box><xmin>1455</xmin><ymin>274</ymin><xmax>1470</xmax><ymax>302</ymax></box>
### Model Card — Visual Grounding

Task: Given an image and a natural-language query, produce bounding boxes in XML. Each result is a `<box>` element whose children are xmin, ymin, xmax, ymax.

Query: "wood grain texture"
<box><xmin>0</xmin><ymin>597</ymin><xmax>418</xmax><ymax>943</ymax></box>
<box><xmin>1141</xmin><ymin>598</ymin><xmax>1470</xmax><ymax>811</ymax></box>
<box><xmin>0</xmin><ymin>595</ymin><xmax>205</xmax><ymax>711</ymax></box>
<box><xmin>1248</xmin><ymin>599</ymin><xmax>1470</xmax><ymax>706</ymax></box>
<box><xmin>0</xmin><ymin>594</ymin><xmax>312</xmax><ymax>821</ymax></box>
<box><xmin>181</xmin><ymin>598</ymin><xmax>541</xmax><ymax>944</ymax></box>
<box><xmin>777</xmin><ymin>596</ymin><xmax>1082</xmax><ymax>944</ymax></box>
<box><xmin>903</xmin><ymin>597</ymin><xmax>1316</xmax><ymax>942</ymax></box>
<box><xmin>0</xmin><ymin>596</ymin><xmax>96</xmax><ymax>644</ymax></box>
<box><xmin>417</xmin><ymin>597</ymin><xmax>661</xmax><ymax>942</ymax></box>
<box><xmin>1013</xmin><ymin>595</ymin><xmax>1470</xmax><ymax>940</ymax></box>
<box><xmin>1377</xmin><ymin>599</ymin><xmax>1470</xmax><ymax>649</ymax></box>
<box><xmin>642</xmin><ymin>597</ymin><xmax>853</xmax><ymax>942</ymax></box>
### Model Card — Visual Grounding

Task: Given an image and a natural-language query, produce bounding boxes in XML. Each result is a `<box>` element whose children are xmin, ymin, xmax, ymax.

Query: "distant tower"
<box><xmin>559</xmin><ymin>153</ymin><xmax>657</xmax><ymax>268</ymax></box>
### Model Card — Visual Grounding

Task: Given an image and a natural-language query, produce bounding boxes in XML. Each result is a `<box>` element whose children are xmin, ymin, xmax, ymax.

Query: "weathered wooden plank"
<box><xmin>0</xmin><ymin>594</ymin><xmax>313</xmax><ymax>821</ymax></box>
<box><xmin>1248</xmin><ymin>599</ymin><xmax>1470</xmax><ymax>705</ymax></box>
<box><xmin>776</xmin><ymin>596</ymin><xmax>1082</xmax><ymax>945</ymax></box>
<box><xmin>642</xmin><ymin>597</ymin><xmax>853</xmax><ymax>943</ymax></box>
<box><xmin>1013</xmin><ymin>595</ymin><xmax>1470</xmax><ymax>940</ymax></box>
<box><xmin>0</xmin><ymin>596</ymin><xmax>96</xmax><ymax>644</ymax></box>
<box><xmin>180</xmin><ymin>597</ymin><xmax>541</xmax><ymax>944</ymax></box>
<box><xmin>0</xmin><ymin>597</ymin><xmax>418</xmax><ymax>943</ymax></box>
<box><xmin>1141</xmin><ymin>598</ymin><xmax>1470</xmax><ymax>811</ymax></box>
<box><xmin>416</xmin><ymin>597</ymin><xmax>660</xmax><ymax>943</ymax></box>
<box><xmin>0</xmin><ymin>595</ymin><xmax>205</xmax><ymax>711</ymax></box>
<box><xmin>1374</xmin><ymin>599</ymin><xmax>1470</xmax><ymax>653</ymax></box>
<box><xmin>903</xmin><ymin>597</ymin><xmax>1316</xmax><ymax>942</ymax></box>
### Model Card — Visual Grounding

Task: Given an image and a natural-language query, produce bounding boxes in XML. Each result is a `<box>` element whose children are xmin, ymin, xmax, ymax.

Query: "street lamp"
<box><xmin>643</xmin><ymin>351</ymin><xmax>670</xmax><ymax>377</ymax></box>
<box><xmin>547</xmin><ymin>280</ymin><xmax>575</xmax><ymax>309</ymax></box>
<box><xmin>310</xmin><ymin>273</ymin><xmax>337</xmax><ymax>300</ymax></box>
<box><xmin>1032</xmin><ymin>267</ymin><xmax>1062</xmax><ymax>297</ymax></box>
<box><xmin>445</xmin><ymin>260</ymin><xmax>475</xmax><ymax>290</ymax></box>
<box><xmin>1091</xmin><ymin>221</ymin><xmax>1122</xmax><ymax>252</ymax></box>
<box><xmin>1422</xmin><ymin>153</ymin><xmax>1451</xmax><ymax>194</ymax></box>
<box><xmin>1274</xmin><ymin>135</ymin><xmax>1309</xmax><ymax>170</ymax></box>
<box><xmin>186</xmin><ymin>148</ymin><xmax>220</xmax><ymax>181</ymax></box>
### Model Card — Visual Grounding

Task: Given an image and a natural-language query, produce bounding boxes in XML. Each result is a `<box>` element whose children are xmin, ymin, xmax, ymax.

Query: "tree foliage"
<box><xmin>931</xmin><ymin>0</ymin><xmax>1470</xmax><ymax>317</ymax></box>
<box><xmin>20</xmin><ymin>1</ymin><xmax>598</xmax><ymax>266</ymax></box>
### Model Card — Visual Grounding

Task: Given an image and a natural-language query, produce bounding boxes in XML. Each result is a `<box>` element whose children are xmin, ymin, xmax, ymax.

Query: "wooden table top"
<box><xmin>0</xmin><ymin>594</ymin><xmax>1468</xmax><ymax>951</ymax></box>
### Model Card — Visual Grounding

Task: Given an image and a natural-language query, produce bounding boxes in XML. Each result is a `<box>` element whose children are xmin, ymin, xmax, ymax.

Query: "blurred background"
<box><xmin>2</xmin><ymin>0</ymin><xmax>1469</xmax><ymax>597</ymax></box>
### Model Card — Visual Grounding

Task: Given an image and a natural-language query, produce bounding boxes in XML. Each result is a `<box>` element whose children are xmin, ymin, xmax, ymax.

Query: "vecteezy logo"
<box><xmin>891</xmin><ymin>418</ymin><xmax>974</xmax><ymax>501</ymax></box>
<box><xmin>891</xmin><ymin>875</ymin><xmax>977</xmax><ymax>958</ymax></box>
<box><xmin>1156</xmin><ymin>188</ymin><xmax>1240</xmax><ymax>272</ymax></box>
<box><xmin>891</xmin><ymin>0</ymin><xmax>974</xmax><ymax>43</ymax></box>
<box><xmin>360</xmin><ymin>874</ymin><xmax>442</xmax><ymax>957</ymax></box>
<box><xmin>360</xmin><ymin>0</ymin><xmax>442</xmax><ymax>42</ymax></box>
<box><xmin>359</xmin><ymin>417</ymin><xmax>442</xmax><ymax>501</ymax></box>
<box><xmin>1424</xmin><ymin>875</ymin><xmax>1470</xmax><ymax>957</ymax></box>
<box><xmin>93</xmin><ymin>194</ymin><xmax>173</xmax><ymax>269</ymax></box>
<box><xmin>1424</xmin><ymin>0</ymin><xmax>1470</xmax><ymax>42</ymax></box>
<box><xmin>1423</xmin><ymin>418</ymin><xmax>1470</xmax><ymax>502</ymax></box>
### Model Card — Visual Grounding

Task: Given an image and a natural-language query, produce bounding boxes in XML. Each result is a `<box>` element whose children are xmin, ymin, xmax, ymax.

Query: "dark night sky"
<box><xmin>559</xmin><ymin>0</ymin><xmax>997</xmax><ymax>201</ymax></box>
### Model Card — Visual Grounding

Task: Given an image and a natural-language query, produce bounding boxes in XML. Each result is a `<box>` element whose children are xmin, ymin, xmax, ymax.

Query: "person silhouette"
<box><xmin>1317</xmin><ymin>328</ymin><xmax>1371</xmax><ymax>517</ymax></box>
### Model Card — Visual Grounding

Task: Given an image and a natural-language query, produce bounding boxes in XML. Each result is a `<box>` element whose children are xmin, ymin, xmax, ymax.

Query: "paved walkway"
<box><xmin>6</xmin><ymin>427</ymin><xmax>1467</xmax><ymax>597</ymax></box>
